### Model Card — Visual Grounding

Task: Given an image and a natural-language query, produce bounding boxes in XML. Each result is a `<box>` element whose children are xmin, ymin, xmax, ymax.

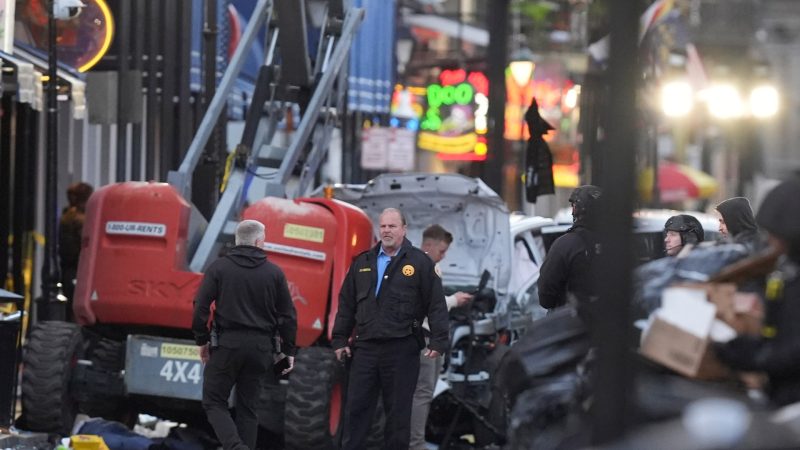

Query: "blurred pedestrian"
<box><xmin>59</xmin><ymin>181</ymin><xmax>93</xmax><ymax>320</ymax></box>
<box><xmin>663</xmin><ymin>214</ymin><xmax>705</xmax><ymax>257</ymax></box>
<box><xmin>714</xmin><ymin>177</ymin><xmax>800</xmax><ymax>406</ymax></box>
<box><xmin>538</xmin><ymin>185</ymin><xmax>602</xmax><ymax>310</ymax></box>
<box><xmin>332</xmin><ymin>208</ymin><xmax>449</xmax><ymax>450</ymax></box>
<box><xmin>409</xmin><ymin>224</ymin><xmax>472</xmax><ymax>450</ymax></box>
<box><xmin>715</xmin><ymin>197</ymin><xmax>760</xmax><ymax>251</ymax></box>
<box><xmin>192</xmin><ymin>220</ymin><xmax>297</xmax><ymax>450</ymax></box>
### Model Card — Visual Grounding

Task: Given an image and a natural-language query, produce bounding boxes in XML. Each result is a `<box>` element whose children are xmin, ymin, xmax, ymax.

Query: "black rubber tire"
<box><xmin>284</xmin><ymin>347</ymin><xmax>344</xmax><ymax>449</ymax></box>
<box><xmin>89</xmin><ymin>338</ymin><xmax>125</xmax><ymax>372</ymax></box>
<box><xmin>21</xmin><ymin>321</ymin><xmax>83</xmax><ymax>434</ymax></box>
<box><xmin>78</xmin><ymin>338</ymin><xmax>129</xmax><ymax>421</ymax></box>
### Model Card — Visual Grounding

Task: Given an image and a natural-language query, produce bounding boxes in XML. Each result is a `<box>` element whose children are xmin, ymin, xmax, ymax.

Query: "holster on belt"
<box><xmin>411</xmin><ymin>319</ymin><xmax>425</xmax><ymax>350</ymax></box>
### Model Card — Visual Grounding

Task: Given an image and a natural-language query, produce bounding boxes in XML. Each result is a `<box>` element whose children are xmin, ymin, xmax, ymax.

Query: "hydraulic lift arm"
<box><xmin>169</xmin><ymin>0</ymin><xmax>363</xmax><ymax>272</ymax></box>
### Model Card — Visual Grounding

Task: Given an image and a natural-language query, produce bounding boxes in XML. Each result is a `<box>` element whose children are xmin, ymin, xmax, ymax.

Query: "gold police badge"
<box><xmin>402</xmin><ymin>265</ymin><xmax>415</xmax><ymax>276</ymax></box>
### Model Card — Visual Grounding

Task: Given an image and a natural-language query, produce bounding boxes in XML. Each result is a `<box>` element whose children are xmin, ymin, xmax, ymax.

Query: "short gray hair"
<box><xmin>235</xmin><ymin>220</ymin><xmax>265</xmax><ymax>246</ymax></box>
<box><xmin>379</xmin><ymin>208</ymin><xmax>407</xmax><ymax>226</ymax></box>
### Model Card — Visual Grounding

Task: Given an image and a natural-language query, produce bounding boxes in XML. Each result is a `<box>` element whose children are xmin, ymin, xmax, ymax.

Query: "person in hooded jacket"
<box><xmin>714</xmin><ymin>177</ymin><xmax>800</xmax><ymax>406</ymax></box>
<box><xmin>538</xmin><ymin>185</ymin><xmax>602</xmax><ymax>310</ymax></box>
<box><xmin>332</xmin><ymin>208</ymin><xmax>449</xmax><ymax>450</ymax></box>
<box><xmin>192</xmin><ymin>219</ymin><xmax>297</xmax><ymax>450</ymax></box>
<box><xmin>715</xmin><ymin>197</ymin><xmax>760</xmax><ymax>251</ymax></box>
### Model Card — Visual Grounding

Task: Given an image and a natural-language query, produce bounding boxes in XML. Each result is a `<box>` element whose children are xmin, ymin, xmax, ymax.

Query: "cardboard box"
<box><xmin>641</xmin><ymin>316</ymin><xmax>729</xmax><ymax>380</ymax></box>
<box><xmin>676</xmin><ymin>283</ymin><xmax>763</xmax><ymax>335</ymax></box>
<box><xmin>640</xmin><ymin>287</ymin><xmax>732</xmax><ymax>380</ymax></box>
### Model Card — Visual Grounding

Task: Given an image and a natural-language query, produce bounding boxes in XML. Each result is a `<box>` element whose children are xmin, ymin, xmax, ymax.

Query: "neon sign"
<box><xmin>390</xmin><ymin>85</ymin><xmax>426</xmax><ymax>127</ymax></box>
<box><xmin>417</xmin><ymin>69</ymin><xmax>488</xmax><ymax>161</ymax></box>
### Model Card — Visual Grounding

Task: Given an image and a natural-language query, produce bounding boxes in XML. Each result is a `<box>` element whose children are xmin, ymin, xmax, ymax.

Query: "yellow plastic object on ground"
<box><xmin>71</xmin><ymin>435</ymin><xmax>111</xmax><ymax>450</ymax></box>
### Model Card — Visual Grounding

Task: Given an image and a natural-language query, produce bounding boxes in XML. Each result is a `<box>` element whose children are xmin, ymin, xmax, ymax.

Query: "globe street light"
<box><xmin>509</xmin><ymin>46</ymin><xmax>536</xmax><ymax>89</ymax></box>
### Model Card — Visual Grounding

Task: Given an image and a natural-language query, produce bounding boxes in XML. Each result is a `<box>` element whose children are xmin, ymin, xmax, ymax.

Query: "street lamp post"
<box><xmin>41</xmin><ymin>0</ymin><xmax>66</xmax><ymax>320</ymax></box>
<box><xmin>509</xmin><ymin>47</ymin><xmax>535</xmax><ymax>209</ymax></box>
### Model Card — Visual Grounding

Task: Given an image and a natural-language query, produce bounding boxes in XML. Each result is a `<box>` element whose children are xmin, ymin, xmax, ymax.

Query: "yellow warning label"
<box><xmin>283</xmin><ymin>224</ymin><xmax>325</xmax><ymax>243</ymax></box>
<box><xmin>161</xmin><ymin>343</ymin><xmax>201</xmax><ymax>361</ymax></box>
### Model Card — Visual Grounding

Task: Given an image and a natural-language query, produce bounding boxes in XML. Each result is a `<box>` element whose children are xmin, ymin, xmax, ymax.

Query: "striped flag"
<box><xmin>588</xmin><ymin>0</ymin><xmax>677</xmax><ymax>62</ymax></box>
<box><xmin>639</xmin><ymin>0</ymin><xmax>676</xmax><ymax>42</ymax></box>
<box><xmin>685</xmin><ymin>42</ymin><xmax>709</xmax><ymax>91</ymax></box>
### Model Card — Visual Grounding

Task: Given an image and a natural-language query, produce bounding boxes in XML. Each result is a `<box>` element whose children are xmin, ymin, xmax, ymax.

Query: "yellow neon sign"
<box><xmin>78</xmin><ymin>0</ymin><xmax>114</xmax><ymax>72</ymax></box>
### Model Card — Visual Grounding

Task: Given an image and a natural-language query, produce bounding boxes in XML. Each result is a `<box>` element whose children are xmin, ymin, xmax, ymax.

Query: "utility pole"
<box><xmin>41</xmin><ymin>0</ymin><xmax>65</xmax><ymax>320</ymax></box>
<box><xmin>591</xmin><ymin>0</ymin><xmax>640</xmax><ymax>444</ymax></box>
<box><xmin>482</xmin><ymin>0</ymin><xmax>510</xmax><ymax>195</ymax></box>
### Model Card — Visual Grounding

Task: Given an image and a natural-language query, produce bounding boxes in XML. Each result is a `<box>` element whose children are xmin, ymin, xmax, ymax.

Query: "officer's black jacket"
<box><xmin>192</xmin><ymin>245</ymin><xmax>297</xmax><ymax>356</ymax></box>
<box><xmin>538</xmin><ymin>225</ymin><xmax>599</xmax><ymax>310</ymax></box>
<box><xmin>715</xmin><ymin>178</ymin><xmax>800</xmax><ymax>406</ymax></box>
<box><xmin>331</xmin><ymin>238</ymin><xmax>450</xmax><ymax>354</ymax></box>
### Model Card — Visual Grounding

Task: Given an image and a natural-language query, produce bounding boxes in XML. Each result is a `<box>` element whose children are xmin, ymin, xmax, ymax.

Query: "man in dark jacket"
<box><xmin>714</xmin><ymin>177</ymin><xmax>800</xmax><ymax>406</ymax></box>
<box><xmin>332</xmin><ymin>208</ymin><xmax>449</xmax><ymax>450</ymax></box>
<box><xmin>192</xmin><ymin>219</ymin><xmax>297</xmax><ymax>450</ymax></box>
<box><xmin>715</xmin><ymin>197</ymin><xmax>760</xmax><ymax>251</ymax></box>
<box><xmin>538</xmin><ymin>185</ymin><xmax>602</xmax><ymax>310</ymax></box>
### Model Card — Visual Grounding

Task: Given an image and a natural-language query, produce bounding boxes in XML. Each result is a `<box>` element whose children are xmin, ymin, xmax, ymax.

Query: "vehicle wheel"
<box><xmin>284</xmin><ymin>347</ymin><xmax>345</xmax><ymax>449</ymax></box>
<box><xmin>78</xmin><ymin>338</ymin><xmax>131</xmax><ymax>424</ymax></box>
<box><xmin>21</xmin><ymin>321</ymin><xmax>84</xmax><ymax>434</ymax></box>
<box><xmin>89</xmin><ymin>338</ymin><xmax>125</xmax><ymax>371</ymax></box>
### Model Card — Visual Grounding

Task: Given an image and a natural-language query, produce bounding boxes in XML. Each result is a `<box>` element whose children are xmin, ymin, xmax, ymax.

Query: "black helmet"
<box><xmin>664</xmin><ymin>214</ymin><xmax>704</xmax><ymax>245</ymax></box>
<box><xmin>569</xmin><ymin>185</ymin><xmax>602</xmax><ymax>225</ymax></box>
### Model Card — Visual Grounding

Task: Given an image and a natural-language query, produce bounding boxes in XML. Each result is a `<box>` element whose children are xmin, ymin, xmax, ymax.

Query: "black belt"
<box><xmin>221</xmin><ymin>328</ymin><xmax>270</xmax><ymax>336</ymax></box>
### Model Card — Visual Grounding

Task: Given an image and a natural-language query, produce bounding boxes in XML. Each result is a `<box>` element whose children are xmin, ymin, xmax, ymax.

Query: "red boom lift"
<box><xmin>20</xmin><ymin>1</ymin><xmax>372</xmax><ymax>448</ymax></box>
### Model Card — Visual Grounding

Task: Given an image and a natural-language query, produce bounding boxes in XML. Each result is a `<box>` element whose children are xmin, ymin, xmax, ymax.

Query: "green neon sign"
<box><xmin>421</xmin><ymin>82</ymin><xmax>475</xmax><ymax>131</ymax></box>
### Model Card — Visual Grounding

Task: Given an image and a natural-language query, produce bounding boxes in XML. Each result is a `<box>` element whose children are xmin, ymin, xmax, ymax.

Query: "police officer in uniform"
<box><xmin>663</xmin><ymin>214</ymin><xmax>705</xmax><ymax>257</ymax></box>
<box><xmin>539</xmin><ymin>185</ymin><xmax>603</xmax><ymax>310</ymax></box>
<box><xmin>192</xmin><ymin>220</ymin><xmax>297</xmax><ymax>450</ymax></box>
<box><xmin>332</xmin><ymin>208</ymin><xmax>449</xmax><ymax>450</ymax></box>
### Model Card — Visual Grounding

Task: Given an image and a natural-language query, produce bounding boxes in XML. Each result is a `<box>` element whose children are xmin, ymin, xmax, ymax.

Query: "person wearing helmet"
<box><xmin>538</xmin><ymin>185</ymin><xmax>602</xmax><ymax>310</ymax></box>
<box><xmin>663</xmin><ymin>214</ymin><xmax>705</xmax><ymax>257</ymax></box>
<box><xmin>714</xmin><ymin>177</ymin><xmax>800</xmax><ymax>406</ymax></box>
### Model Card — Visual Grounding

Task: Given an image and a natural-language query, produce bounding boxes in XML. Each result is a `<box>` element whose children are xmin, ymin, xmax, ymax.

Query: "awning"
<box><xmin>0</xmin><ymin>50</ymin><xmax>39</xmax><ymax>106</ymax></box>
<box><xmin>348</xmin><ymin>0</ymin><xmax>395</xmax><ymax>113</ymax></box>
<box><xmin>403</xmin><ymin>14</ymin><xmax>488</xmax><ymax>47</ymax></box>
<box><xmin>0</xmin><ymin>288</ymin><xmax>23</xmax><ymax>301</ymax></box>
<box><xmin>639</xmin><ymin>161</ymin><xmax>718</xmax><ymax>203</ymax></box>
<box><xmin>8</xmin><ymin>45</ymin><xmax>86</xmax><ymax>119</ymax></box>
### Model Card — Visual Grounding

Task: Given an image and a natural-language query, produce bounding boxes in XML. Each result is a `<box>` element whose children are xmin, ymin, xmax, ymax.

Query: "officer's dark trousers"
<box><xmin>202</xmin><ymin>333</ymin><xmax>272</xmax><ymax>450</ymax></box>
<box><xmin>341</xmin><ymin>335</ymin><xmax>421</xmax><ymax>450</ymax></box>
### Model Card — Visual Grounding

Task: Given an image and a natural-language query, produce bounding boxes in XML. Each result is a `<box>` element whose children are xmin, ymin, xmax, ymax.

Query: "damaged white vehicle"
<box><xmin>346</xmin><ymin>172</ymin><xmax>556</xmax><ymax>445</ymax></box>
